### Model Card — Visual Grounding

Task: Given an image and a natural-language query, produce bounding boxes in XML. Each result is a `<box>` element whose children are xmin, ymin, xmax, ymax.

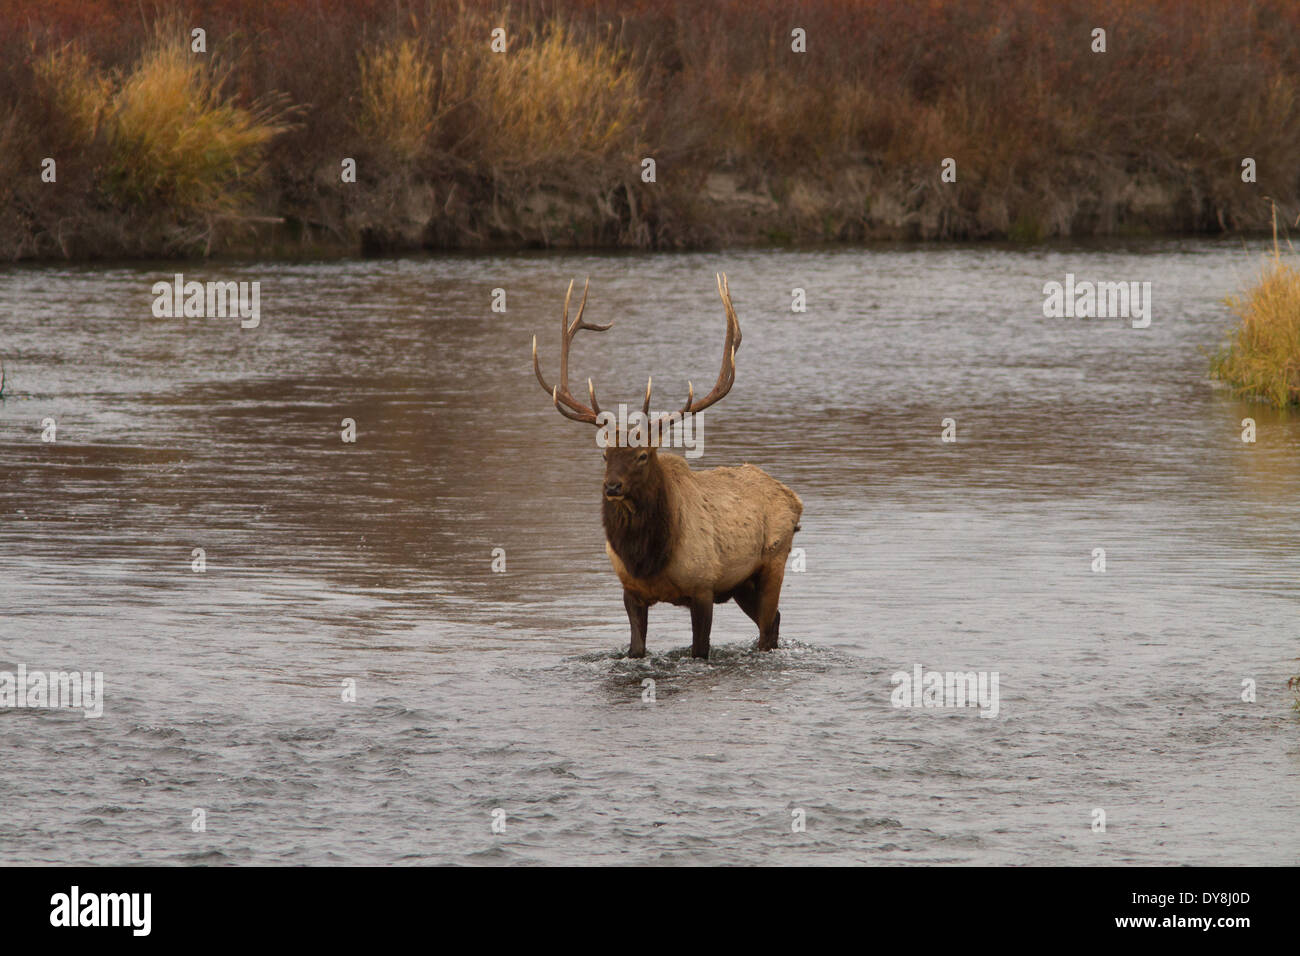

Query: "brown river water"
<box><xmin>0</xmin><ymin>240</ymin><xmax>1297</xmax><ymax>864</ymax></box>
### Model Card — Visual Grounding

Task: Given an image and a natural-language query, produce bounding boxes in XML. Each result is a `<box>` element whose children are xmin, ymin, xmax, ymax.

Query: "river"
<box><xmin>1</xmin><ymin>239</ymin><xmax>1296</xmax><ymax>864</ymax></box>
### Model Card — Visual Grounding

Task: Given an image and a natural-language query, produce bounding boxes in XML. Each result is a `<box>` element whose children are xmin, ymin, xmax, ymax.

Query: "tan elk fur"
<box><xmin>532</xmin><ymin>273</ymin><xmax>802</xmax><ymax>658</ymax></box>
<box><xmin>606</xmin><ymin>455</ymin><xmax>801</xmax><ymax>607</ymax></box>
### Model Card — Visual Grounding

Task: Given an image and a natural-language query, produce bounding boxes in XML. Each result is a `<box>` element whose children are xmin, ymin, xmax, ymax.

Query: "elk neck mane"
<box><xmin>601</xmin><ymin>456</ymin><xmax>673</xmax><ymax>580</ymax></box>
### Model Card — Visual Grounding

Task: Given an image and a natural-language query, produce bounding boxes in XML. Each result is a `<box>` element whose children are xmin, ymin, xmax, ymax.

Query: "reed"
<box><xmin>357</xmin><ymin>37</ymin><xmax>438</xmax><ymax>163</ymax></box>
<box><xmin>1210</xmin><ymin>212</ymin><xmax>1300</xmax><ymax>407</ymax></box>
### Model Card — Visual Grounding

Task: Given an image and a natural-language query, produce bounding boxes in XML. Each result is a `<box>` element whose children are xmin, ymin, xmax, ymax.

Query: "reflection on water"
<box><xmin>0</xmin><ymin>241</ymin><xmax>1297</xmax><ymax>864</ymax></box>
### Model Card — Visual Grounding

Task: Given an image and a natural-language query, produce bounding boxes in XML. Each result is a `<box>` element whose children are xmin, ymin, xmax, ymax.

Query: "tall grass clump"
<box><xmin>104</xmin><ymin>37</ymin><xmax>289</xmax><ymax>215</ymax></box>
<box><xmin>357</xmin><ymin>36</ymin><xmax>437</xmax><ymax>162</ymax></box>
<box><xmin>33</xmin><ymin>44</ymin><xmax>111</xmax><ymax>140</ymax></box>
<box><xmin>1210</xmin><ymin>225</ymin><xmax>1300</xmax><ymax>406</ymax></box>
<box><xmin>356</xmin><ymin>18</ymin><xmax>644</xmax><ymax>171</ymax></box>
<box><xmin>34</xmin><ymin>31</ymin><xmax>289</xmax><ymax>219</ymax></box>
<box><xmin>474</xmin><ymin>23</ymin><xmax>643</xmax><ymax>167</ymax></box>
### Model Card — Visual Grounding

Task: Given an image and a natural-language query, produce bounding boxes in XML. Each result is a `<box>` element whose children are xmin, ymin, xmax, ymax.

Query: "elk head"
<box><xmin>531</xmin><ymin>273</ymin><xmax>742</xmax><ymax>505</ymax></box>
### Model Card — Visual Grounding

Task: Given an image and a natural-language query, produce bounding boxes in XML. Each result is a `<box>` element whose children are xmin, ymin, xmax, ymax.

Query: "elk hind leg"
<box><xmin>756</xmin><ymin>559</ymin><xmax>787</xmax><ymax>651</ymax></box>
<box><xmin>733</xmin><ymin>575</ymin><xmax>763</xmax><ymax>636</ymax></box>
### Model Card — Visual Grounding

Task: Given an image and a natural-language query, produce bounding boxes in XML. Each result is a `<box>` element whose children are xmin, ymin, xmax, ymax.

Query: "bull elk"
<box><xmin>531</xmin><ymin>274</ymin><xmax>802</xmax><ymax>659</ymax></box>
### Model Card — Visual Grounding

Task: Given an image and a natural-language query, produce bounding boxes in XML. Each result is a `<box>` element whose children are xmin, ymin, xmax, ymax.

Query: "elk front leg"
<box><xmin>624</xmin><ymin>589</ymin><xmax>649</xmax><ymax>658</ymax></box>
<box><xmin>689</xmin><ymin>596</ymin><xmax>713</xmax><ymax>660</ymax></box>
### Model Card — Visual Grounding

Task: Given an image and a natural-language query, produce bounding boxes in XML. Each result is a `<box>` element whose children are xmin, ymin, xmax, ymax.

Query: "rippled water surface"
<box><xmin>1</xmin><ymin>241</ymin><xmax>1297</xmax><ymax>865</ymax></box>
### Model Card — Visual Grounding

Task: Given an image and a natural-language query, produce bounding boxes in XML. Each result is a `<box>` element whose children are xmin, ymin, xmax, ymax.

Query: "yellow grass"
<box><xmin>108</xmin><ymin>40</ymin><xmax>287</xmax><ymax>211</ymax></box>
<box><xmin>475</xmin><ymin>24</ymin><xmax>643</xmax><ymax>164</ymax></box>
<box><xmin>357</xmin><ymin>19</ymin><xmax>643</xmax><ymax>168</ymax></box>
<box><xmin>1210</xmin><ymin>233</ymin><xmax>1300</xmax><ymax>407</ymax></box>
<box><xmin>34</xmin><ymin>44</ymin><xmax>111</xmax><ymax>139</ymax></box>
<box><xmin>35</xmin><ymin>33</ymin><xmax>288</xmax><ymax>216</ymax></box>
<box><xmin>357</xmin><ymin>37</ymin><xmax>438</xmax><ymax>162</ymax></box>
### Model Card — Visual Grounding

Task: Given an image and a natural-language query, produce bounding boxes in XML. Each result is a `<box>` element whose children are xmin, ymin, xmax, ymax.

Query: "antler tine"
<box><xmin>641</xmin><ymin>376</ymin><xmax>652</xmax><ymax>416</ymax></box>
<box><xmin>677</xmin><ymin>272</ymin><xmax>741</xmax><ymax>416</ymax></box>
<box><xmin>551</xmin><ymin>385</ymin><xmax>595</xmax><ymax>423</ymax></box>
<box><xmin>533</xmin><ymin>277</ymin><xmax>611</xmax><ymax>426</ymax></box>
<box><xmin>681</xmin><ymin>380</ymin><xmax>694</xmax><ymax>412</ymax></box>
<box><xmin>718</xmin><ymin>271</ymin><xmax>742</xmax><ymax>352</ymax></box>
<box><xmin>569</xmin><ymin>276</ymin><xmax>613</xmax><ymax>334</ymax></box>
<box><xmin>532</xmin><ymin>334</ymin><xmax>548</xmax><ymax>392</ymax></box>
<box><xmin>559</xmin><ymin>279</ymin><xmax>574</xmax><ymax>388</ymax></box>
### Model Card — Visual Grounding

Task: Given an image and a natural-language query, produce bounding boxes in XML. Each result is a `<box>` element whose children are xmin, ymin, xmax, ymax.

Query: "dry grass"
<box><xmin>357</xmin><ymin>37</ymin><xmax>437</xmax><ymax>163</ymax></box>
<box><xmin>473</xmin><ymin>22</ymin><xmax>644</xmax><ymax>166</ymax></box>
<box><xmin>105</xmin><ymin>35</ymin><xmax>289</xmax><ymax>213</ymax></box>
<box><xmin>355</xmin><ymin>17</ymin><xmax>644</xmax><ymax>169</ymax></box>
<box><xmin>3</xmin><ymin>0</ymin><xmax>1300</xmax><ymax>256</ymax></box>
<box><xmin>1211</xmin><ymin>222</ymin><xmax>1300</xmax><ymax>407</ymax></box>
<box><xmin>30</xmin><ymin>26</ymin><xmax>289</xmax><ymax>220</ymax></box>
<box><xmin>33</xmin><ymin>43</ymin><xmax>111</xmax><ymax>140</ymax></box>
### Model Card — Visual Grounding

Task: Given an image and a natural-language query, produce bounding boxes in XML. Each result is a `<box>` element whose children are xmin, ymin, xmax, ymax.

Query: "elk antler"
<box><xmin>643</xmin><ymin>272</ymin><xmax>742</xmax><ymax>422</ymax></box>
<box><xmin>532</xmin><ymin>277</ymin><xmax>612</xmax><ymax>425</ymax></box>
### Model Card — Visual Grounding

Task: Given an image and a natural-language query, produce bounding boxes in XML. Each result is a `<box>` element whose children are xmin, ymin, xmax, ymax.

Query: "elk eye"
<box><xmin>636</xmin><ymin>452</ymin><xmax>649</xmax><ymax>464</ymax></box>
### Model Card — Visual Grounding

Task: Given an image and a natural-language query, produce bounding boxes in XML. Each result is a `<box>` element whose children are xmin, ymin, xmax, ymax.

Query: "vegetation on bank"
<box><xmin>33</xmin><ymin>27</ymin><xmax>289</xmax><ymax>227</ymax></box>
<box><xmin>1210</xmin><ymin>217</ymin><xmax>1300</xmax><ymax>407</ymax></box>
<box><xmin>2</xmin><ymin>0</ymin><xmax>1299</xmax><ymax>259</ymax></box>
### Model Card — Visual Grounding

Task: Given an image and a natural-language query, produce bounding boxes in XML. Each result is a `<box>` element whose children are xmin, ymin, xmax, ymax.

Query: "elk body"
<box><xmin>532</xmin><ymin>274</ymin><xmax>802</xmax><ymax>659</ymax></box>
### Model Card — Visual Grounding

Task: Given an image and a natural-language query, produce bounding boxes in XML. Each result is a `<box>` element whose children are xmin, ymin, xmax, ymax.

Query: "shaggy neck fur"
<box><xmin>602</xmin><ymin>461</ymin><xmax>672</xmax><ymax>580</ymax></box>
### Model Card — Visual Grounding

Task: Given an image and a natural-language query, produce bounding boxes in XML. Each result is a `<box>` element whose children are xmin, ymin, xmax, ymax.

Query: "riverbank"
<box><xmin>2</xmin><ymin>0</ymin><xmax>1298</xmax><ymax>260</ymax></box>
